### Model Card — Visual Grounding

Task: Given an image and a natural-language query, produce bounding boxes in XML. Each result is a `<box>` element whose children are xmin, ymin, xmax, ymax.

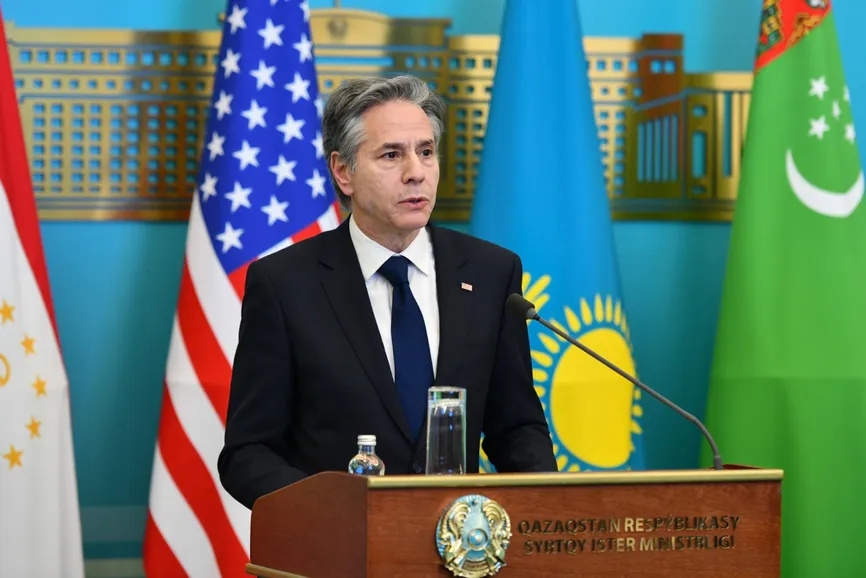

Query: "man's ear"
<box><xmin>330</xmin><ymin>152</ymin><xmax>353</xmax><ymax>197</ymax></box>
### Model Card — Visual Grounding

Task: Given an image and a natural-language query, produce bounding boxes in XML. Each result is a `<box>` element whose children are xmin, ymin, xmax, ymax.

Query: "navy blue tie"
<box><xmin>378</xmin><ymin>255</ymin><xmax>434</xmax><ymax>441</ymax></box>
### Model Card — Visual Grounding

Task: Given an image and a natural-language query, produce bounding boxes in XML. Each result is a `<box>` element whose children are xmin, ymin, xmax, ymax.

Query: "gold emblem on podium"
<box><xmin>436</xmin><ymin>494</ymin><xmax>512</xmax><ymax>577</ymax></box>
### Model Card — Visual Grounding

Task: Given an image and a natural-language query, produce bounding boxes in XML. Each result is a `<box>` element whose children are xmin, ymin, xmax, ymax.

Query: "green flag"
<box><xmin>703</xmin><ymin>1</ymin><xmax>866</xmax><ymax>575</ymax></box>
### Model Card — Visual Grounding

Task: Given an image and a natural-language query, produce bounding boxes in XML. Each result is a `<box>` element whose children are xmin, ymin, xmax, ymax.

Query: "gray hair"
<box><xmin>321</xmin><ymin>75</ymin><xmax>447</xmax><ymax>208</ymax></box>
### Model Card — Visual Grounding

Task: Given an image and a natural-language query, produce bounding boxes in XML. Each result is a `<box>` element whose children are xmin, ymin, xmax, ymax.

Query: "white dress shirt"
<box><xmin>349</xmin><ymin>215</ymin><xmax>440</xmax><ymax>380</ymax></box>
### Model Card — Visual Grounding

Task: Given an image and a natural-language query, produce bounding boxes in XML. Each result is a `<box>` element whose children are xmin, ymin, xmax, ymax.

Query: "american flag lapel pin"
<box><xmin>461</xmin><ymin>282</ymin><xmax>473</xmax><ymax>292</ymax></box>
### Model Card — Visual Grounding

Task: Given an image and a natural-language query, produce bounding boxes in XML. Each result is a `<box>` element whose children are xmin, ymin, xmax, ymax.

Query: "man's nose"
<box><xmin>402</xmin><ymin>152</ymin><xmax>426</xmax><ymax>183</ymax></box>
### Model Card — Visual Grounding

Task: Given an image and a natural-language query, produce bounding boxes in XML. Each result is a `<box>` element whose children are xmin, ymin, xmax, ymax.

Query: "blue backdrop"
<box><xmin>3</xmin><ymin>0</ymin><xmax>865</xmax><ymax>575</ymax></box>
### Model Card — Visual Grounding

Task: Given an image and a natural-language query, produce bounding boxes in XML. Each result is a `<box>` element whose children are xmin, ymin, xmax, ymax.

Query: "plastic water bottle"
<box><xmin>348</xmin><ymin>434</ymin><xmax>385</xmax><ymax>476</ymax></box>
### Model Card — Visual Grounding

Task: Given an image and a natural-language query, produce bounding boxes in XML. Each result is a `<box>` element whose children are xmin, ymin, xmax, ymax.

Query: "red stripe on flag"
<box><xmin>176</xmin><ymin>261</ymin><xmax>233</xmax><ymax>424</ymax></box>
<box><xmin>328</xmin><ymin>201</ymin><xmax>343</xmax><ymax>224</ymax></box>
<box><xmin>157</xmin><ymin>390</ymin><xmax>248</xmax><ymax>578</ymax></box>
<box><xmin>226</xmin><ymin>215</ymin><xmax>331</xmax><ymax>305</ymax></box>
<box><xmin>292</xmin><ymin>220</ymin><xmax>323</xmax><ymax>243</ymax></box>
<box><xmin>228</xmin><ymin>264</ymin><xmax>250</xmax><ymax>301</ymax></box>
<box><xmin>142</xmin><ymin>513</ymin><xmax>188</xmax><ymax>578</ymax></box>
<box><xmin>0</xmin><ymin>14</ymin><xmax>60</xmax><ymax>341</ymax></box>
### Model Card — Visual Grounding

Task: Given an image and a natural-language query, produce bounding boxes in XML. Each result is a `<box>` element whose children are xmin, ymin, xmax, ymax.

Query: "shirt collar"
<box><xmin>349</xmin><ymin>214</ymin><xmax>432</xmax><ymax>281</ymax></box>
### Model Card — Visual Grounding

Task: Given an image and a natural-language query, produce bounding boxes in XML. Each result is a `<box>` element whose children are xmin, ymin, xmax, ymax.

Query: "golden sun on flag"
<box><xmin>478</xmin><ymin>273</ymin><xmax>644</xmax><ymax>475</ymax></box>
<box><xmin>523</xmin><ymin>273</ymin><xmax>643</xmax><ymax>472</ymax></box>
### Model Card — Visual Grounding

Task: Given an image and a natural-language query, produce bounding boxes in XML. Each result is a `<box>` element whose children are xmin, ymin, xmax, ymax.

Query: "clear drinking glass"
<box><xmin>425</xmin><ymin>386</ymin><xmax>466</xmax><ymax>475</ymax></box>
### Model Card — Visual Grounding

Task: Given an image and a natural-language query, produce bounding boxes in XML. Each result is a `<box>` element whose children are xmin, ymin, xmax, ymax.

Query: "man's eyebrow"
<box><xmin>378</xmin><ymin>139</ymin><xmax>436</xmax><ymax>151</ymax></box>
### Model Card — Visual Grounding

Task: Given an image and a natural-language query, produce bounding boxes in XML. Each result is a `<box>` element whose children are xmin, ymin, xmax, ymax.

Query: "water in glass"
<box><xmin>425</xmin><ymin>386</ymin><xmax>466</xmax><ymax>475</ymax></box>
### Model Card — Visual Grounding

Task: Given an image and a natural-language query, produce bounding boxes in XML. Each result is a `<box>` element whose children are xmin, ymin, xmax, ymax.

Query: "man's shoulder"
<box><xmin>430</xmin><ymin>224</ymin><xmax>519</xmax><ymax>264</ymax></box>
<box><xmin>250</xmin><ymin>221</ymin><xmax>521</xmax><ymax>274</ymax></box>
<box><xmin>253</xmin><ymin>223</ymin><xmax>340</xmax><ymax>272</ymax></box>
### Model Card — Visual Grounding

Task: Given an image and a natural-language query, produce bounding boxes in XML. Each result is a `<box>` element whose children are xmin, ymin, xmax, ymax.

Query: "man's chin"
<box><xmin>397</xmin><ymin>204</ymin><xmax>434</xmax><ymax>228</ymax></box>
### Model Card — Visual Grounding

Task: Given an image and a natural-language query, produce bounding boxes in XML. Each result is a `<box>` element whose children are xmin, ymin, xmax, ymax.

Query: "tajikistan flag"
<box><xmin>0</xmin><ymin>12</ymin><xmax>85</xmax><ymax>577</ymax></box>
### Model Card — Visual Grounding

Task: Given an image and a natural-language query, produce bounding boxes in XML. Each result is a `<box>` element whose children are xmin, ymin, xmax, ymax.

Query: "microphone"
<box><xmin>506</xmin><ymin>293</ymin><xmax>723</xmax><ymax>471</ymax></box>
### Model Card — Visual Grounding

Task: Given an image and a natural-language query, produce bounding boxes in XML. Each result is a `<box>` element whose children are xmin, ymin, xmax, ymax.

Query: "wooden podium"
<box><xmin>245</xmin><ymin>466</ymin><xmax>782</xmax><ymax>578</ymax></box>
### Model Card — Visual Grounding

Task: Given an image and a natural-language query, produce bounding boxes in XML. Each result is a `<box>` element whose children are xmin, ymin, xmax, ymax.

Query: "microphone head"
<box><xmin>506</xmin><ymin>293</ymin><xmax>538</xmax><ymax>320</ymax></box>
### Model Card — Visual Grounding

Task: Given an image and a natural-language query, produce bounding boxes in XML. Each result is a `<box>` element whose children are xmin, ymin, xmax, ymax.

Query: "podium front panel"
<box><xmin>364</xmin><ymin>468</ymin><xmax>781</xmax><ymax>578</ymax></box>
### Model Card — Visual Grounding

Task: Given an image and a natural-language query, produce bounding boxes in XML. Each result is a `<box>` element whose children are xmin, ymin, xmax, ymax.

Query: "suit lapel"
<box><xmin>429</xmin><ymin>225</ymin><xmax>472</xmax><ymax>389</ymax></box>
<box><xmin>318</xmin><ymin>220</ymin><xmax>413</xmax><ymax>443</ymax></box>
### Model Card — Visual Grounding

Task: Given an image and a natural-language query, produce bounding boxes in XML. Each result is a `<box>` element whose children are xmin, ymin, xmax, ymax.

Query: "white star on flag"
<box><xmin>216</xmin><ymin>221</ymin><xmax>244</xmax><ymax>252</ymax></box>
<box><xmin>221</xmin><ymin>48</ymin><xmax>241</xmax><ymax>77</ymax></box>
<box><xmin>250</xmin><ymin>61</ymin><xmax>277</xmax><ymax>90</ymax></box>
<box><xmin>214</xmin><ymin>91</ymin><xmax>233</xmax><ymax>119</ymax></box>
<box><xmin>306</xmin><ymin>168</ymin><xmax>327</xmax><ymax>197</ymax></box>
<box><xmin>261</xmin><ymin>195</ymin><xmax>290</xmax><ymax>225</ymax></box>
<box><xmin>285</xmin><ymin>72</ymin><xmax>310</xmax><ymax>102</ymax></box>
<box><xmin>259</xmin><ymin>18</ymin><xmax>284</xmax><ymax>49</ymax></box>
<box><xmin>293</xmin><ymin>33</ymin><xmax>313</xmax><ymax>62</ymax></box>
<box><xmin>241</xmin><ymin>100</ymin><xmax>268</xmax><ymax>130</ymax></box>
<box><xmin>225</xmin><ymin>181</ymin><xmax>253</xmax><ymax>212</ymax></box>
<box><xmin>142</xmin><ymin>1</ymin><xmax>340</xmax><ymax>571</ymax></box>
<box><xmin>0</xmin><ymin>14</ymin><xmax>85</xmax><ymax>572</ymax></box>
<box><xmin>226</xmin><ymin>4</ymin><xmax>247</xmax><ymax>33</ymax></box>
<box><xmin>270</xmin><ymin>155</ymin><xmax>297</xmax><ymax>185</ymax></box>
<box><xmin>809</xmin><ymin>115</ymin><xmax>830</xmax><ymax>139</ymax></box>
<box><xmin>233</xmin><ymin>140</ymin><xmax>261</xmax><ymax>169</ymax></box>
<box><xmin>207</xmin><ymin>131</ymin><xmax>225</xmax><ymax>160</ymax></box>
<box><xmin>277</xmin><ymin>113</ymin><xmax>305</xmax><ymax>143</ymax></box>
<box><xmin>809</xmin><ymin>76</ymin><xmax>829</xmax><ymax>99</ymax></box>
<box><xmin>200</xmin><ymin>173</ymin><xmax>218</xmax><ymax>201</ymax></box>
<box><xmin>807</xmin><ymin>77</ymin><xmax>856</xmax><ymax>145</ymax></box>
<box><xmin>312</xmin><ymin>131</ymin><xmax>323</xmax><ymax>158</ymax></box>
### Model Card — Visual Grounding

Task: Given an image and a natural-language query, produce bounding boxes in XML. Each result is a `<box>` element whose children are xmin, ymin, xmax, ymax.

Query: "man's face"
<box><xmin>333</xmin><ymin>100</ymin><xmax>439</xmax><ymax>242</ymax></box>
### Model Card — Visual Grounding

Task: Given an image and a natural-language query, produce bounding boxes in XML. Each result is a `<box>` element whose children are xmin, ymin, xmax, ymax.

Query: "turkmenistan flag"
<box><xmin>703</xmin><ymin>1</ymin><xmax>866</xmax><ymax>575</ymax></box>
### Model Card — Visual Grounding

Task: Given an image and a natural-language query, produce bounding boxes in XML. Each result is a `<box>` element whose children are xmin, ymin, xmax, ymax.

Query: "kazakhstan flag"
<box><xmin>471</xmin><ymin>0</ymin><xmax>645</xmax><ymax>472</ymax></box>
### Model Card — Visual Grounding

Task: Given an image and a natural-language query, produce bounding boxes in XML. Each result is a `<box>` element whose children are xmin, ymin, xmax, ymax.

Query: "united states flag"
<box><xmin>142</xmin><ymin>0</ymin><xmax>339</xmax><ymax>575</ymax></box>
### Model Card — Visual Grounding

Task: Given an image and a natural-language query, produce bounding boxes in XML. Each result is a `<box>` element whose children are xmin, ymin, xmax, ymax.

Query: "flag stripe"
<box><xmin>0</xmin><ymin>14</ymin><xmax>84</xmax><ymax>576</ymax></box>
<box><xmin>231</xmin><ymin>204</ymin><xmax>340</xmax><ymax>301</ymax></box>
<box><xmin>156</xmin><ymin>391</ymin><xmax>248</xmax><ymax>577</ymax></box>
<box><xmin>294</xmin><ymin>213</ymin><xmax>324</xmax><ymax>241</ymax></box>
<box><xmin>186</xmin><ymin>194</ymin><xmax>242</xmax><ymax>364</ymax></box>
<box><xmin>146</xmin><ymin>448</ymin><xmax>222</xmax><ymax>577</ymax></box>
<box><xmin>166</xmin><ymin>318</ymin><xmax>251</xmax><ymax>553</ymax></box>
<box><xmin>228</xmin><ymin>265</ymin><xmax>250</xmax><ymax>301</ymax></box>
<box><xmin>176</xmin><ymin>264</ymin><xmax>233</xmax><ymax>424</ymax></box>
<box><xmin>0</xmin><ymin>20</ymin><xmax>58</xmax><ymax>339</ymax></box>
<box><xmin>142</xmin><ymin>514</ymin><xmax>187</xmax><ymax>578</ymax></box>
<box><xmin>145</xmin><ymin>2</ymin><xmax>340</xmax><ymax>574</ymax></box>
<box><xmin>318</xmin><ymin>203</ymin><xmax>341</xmax><ymax>232</ymax></box>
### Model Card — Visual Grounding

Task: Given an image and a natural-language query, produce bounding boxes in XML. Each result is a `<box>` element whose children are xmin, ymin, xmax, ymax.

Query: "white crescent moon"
<box><xmin>785</xmin><ymin>148</ymin><xmax>863</xmax><ymax>218</ymax></box>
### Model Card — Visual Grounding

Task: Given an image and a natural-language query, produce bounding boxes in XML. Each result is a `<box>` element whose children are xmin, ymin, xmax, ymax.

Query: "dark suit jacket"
<box><xmin>218</xmin><ymin>218</ymin><xmax>557</xmax><ymax>509</ymax></box>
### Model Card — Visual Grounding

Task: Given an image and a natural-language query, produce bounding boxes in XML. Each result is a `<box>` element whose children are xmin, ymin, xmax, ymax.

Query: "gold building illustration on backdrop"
<box><xmin>4</xmin><ymin>8</ymin><xmax>752</xmax><ymax>222</ymax></box>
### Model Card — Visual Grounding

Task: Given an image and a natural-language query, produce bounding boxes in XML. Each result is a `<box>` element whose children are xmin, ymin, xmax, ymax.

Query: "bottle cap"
<box><xmin>358</xmin><ymin>434</ymin><xmax>376</xmax><ymax>445</ymax></box>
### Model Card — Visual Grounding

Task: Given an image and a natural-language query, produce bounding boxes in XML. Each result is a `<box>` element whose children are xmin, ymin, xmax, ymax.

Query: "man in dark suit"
<box><xmin>218</xmin><ymin>75</ymin><xmax>557</xmax><ymax>510</ymax></box>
